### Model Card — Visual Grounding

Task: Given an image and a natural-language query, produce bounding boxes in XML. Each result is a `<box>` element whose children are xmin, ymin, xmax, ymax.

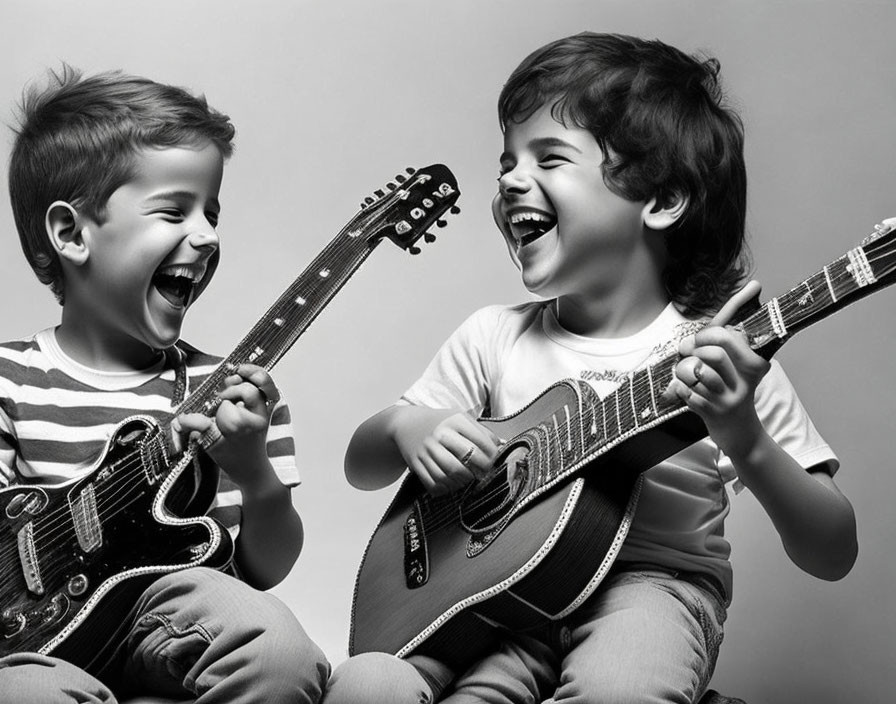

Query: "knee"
<box><xmin>324</xmin><ymin>652</ymin><xmax>433</xmax><ymax>704</ymax></box>
<box><xmin>0</xmin><ymin>654</ymin><xmax>115</xmax><ymax>704</ymax></box>
<box><xmin>247</xmin><ymin>601</ymin><xmax>330</xmax><ymax>702</ymax></box>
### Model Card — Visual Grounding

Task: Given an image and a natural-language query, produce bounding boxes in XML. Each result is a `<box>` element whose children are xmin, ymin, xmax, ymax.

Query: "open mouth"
<box><xmin>152</xmin><ymin>264</ymin><xmax>204</xmax><ymax>308</ymax></box>
<box><xmin>508</xmin><ymin>210</ymin><xmax>557</xmax><ymax>248</ymax></box>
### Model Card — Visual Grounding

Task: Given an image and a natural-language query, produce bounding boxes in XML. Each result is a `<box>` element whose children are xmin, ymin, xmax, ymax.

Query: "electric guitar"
<box><xmin>351</xmin><ymin>221</ymin><xmax>895</xmax><ymax>671</ymax></box>
<box><xmin>0</xmin><ymin>164</ymin><xmax>460</xmax><ymax>671</ymax></box>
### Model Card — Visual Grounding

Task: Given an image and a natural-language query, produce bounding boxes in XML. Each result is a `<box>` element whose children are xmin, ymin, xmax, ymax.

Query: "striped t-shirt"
<box><xmin>0</xmin><ymin>328</ymin><xmax>300</xmax><ymax>539</ymax></box>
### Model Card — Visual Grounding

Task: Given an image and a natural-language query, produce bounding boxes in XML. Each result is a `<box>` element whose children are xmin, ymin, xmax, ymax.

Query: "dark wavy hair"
<box><xmin>498</xmin><ymin>32</ymin><xmax>750</xmax><ymax>316</ymax></box>
<box><xmin>8</xmin><ymin>65</ymin><xmax>236</xmax><ymax>303</ymax></box>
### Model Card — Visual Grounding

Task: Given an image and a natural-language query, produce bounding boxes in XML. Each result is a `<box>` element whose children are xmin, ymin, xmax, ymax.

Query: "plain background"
<box><xmin>1</xmin><ymin>1</ymin><xmax>894</xmax><ymax>701</ymax></box>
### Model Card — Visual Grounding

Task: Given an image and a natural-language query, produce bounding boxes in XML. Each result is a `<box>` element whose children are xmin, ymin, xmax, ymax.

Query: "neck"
<box><xmin>555</xmin><ymin>284</ymin><xmax>669</xmax><ymax>338</ymax></box>
<box><xmin>56</xmin><ymin>313</ymin><xmax>163</xmax><ymax>372</ymax></box>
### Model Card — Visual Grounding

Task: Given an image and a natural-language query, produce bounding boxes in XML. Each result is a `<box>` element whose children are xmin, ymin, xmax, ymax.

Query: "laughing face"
<box><xmin>493</xmin><ymin>103</ymin><xmax>653</xmax><ymax>304</ymax></box>
<box><xmin>60</xmin><ymin>142</ymin><xmax>223</xmax><ymax>368</ymax></box>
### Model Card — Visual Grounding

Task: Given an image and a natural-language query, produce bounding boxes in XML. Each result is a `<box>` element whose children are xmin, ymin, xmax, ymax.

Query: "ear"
<box><xmin>45</xmin><ymin>201</ymin><xmax>89</xmax><ymax>266</ymax></box>
<box><xmin>642</xmin><ymin>191</ymin><xmax>689</xmax><ymax>231</ymax></box>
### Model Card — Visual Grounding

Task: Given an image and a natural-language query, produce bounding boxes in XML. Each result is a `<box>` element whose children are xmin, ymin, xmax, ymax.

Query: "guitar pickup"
<box><xmin>403</xmin><ymin>502</ymin><xmax>429</xmax><ymax>589</ymax></box>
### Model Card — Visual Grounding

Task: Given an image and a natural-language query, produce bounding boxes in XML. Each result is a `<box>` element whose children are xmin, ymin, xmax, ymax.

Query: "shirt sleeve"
<box><xmin>719</xmin><ymin>359</ymin><xmax>839</xmax><ymax>482</ymax></box>
<box><xmin>209</xmin><ymin>397</ymin><xmax>300</xmax><ymax>539</ymax></box>
<box><xmin>0</xmin><ymin>404</ymin><xmax>19</xmax><ymax>488</ymax></box>
<box><xmin>400</xmin><ymin>306</ymin><xmax>503</xmax><ymax>416</ymax></box>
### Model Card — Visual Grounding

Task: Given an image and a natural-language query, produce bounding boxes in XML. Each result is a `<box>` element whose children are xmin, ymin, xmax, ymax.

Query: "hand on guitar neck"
<box><xmin>663</xmin><ymin>279</ymin><xmax>768</xmax><ymax>460</ymax></box>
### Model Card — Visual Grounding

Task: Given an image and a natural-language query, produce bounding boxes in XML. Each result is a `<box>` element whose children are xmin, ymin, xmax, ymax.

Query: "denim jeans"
<box><xmin>324</xmin><ymin>567</ymin><xmax>726</xmax><ymax>704</ymax></box>
<box><xmin>0</xmin><ymin>567</ymin><xmax>329</xmax><ymax>704</ymax></box>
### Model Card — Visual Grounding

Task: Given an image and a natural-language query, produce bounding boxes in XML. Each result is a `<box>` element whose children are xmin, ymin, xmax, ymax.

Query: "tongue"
<box><xmin>153</xmin><ymin>274</ymin><xmax>193</xmax><ymax>307</ymax></box>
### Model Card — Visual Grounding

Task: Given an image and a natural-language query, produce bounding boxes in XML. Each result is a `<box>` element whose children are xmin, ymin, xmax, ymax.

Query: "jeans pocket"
<box><xmin>126</xmin><ymin>612</ymin><xmax>213</xmax><ymax>692</ymax></box>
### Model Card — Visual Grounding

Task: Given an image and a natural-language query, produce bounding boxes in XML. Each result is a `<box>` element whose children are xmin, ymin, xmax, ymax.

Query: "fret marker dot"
<box><xmin>295</xmin><ymin>296</ymin><xmax>306</xmax><ymax>306</ymax></box>
<box><xmin>319</xmin><ymin>269</ymin><xmax>331</xmax><ymax>278</ymax></box>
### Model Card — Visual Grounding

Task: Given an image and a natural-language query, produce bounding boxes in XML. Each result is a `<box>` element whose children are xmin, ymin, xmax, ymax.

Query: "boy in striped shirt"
<box><xmin>0</xmin><ymin>67</ymin><xmax>327</xmax><ymax>703</ymax></box>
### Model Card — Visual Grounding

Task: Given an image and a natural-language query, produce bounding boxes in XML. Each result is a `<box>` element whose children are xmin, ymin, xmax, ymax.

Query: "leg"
<box><xmin>324</xmin><ymin>652</ymin><xmax>454</xmax><ymax>704</ymax></box>
<box><xmin>440</xmin><ymin>633</ymin><xmax>558</xmax><ymax>704</ymax></box>
<box><xmin>545</xmin><ymin>570</ymin><xmax>726</xmax><ymax>704</ymax></box>
<box><xmin>0</xmin><ymin>652</ymin><xmax>118</xmax><ymax>704</ymax></box>
<box><xmin>113</xmin><ymin>567</ymin><xmax>328</xmax><ymax>704</ymax></box>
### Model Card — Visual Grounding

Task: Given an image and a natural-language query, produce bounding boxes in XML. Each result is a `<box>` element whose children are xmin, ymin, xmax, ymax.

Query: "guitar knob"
<box><xmin>408</xmin><ymin>246</ymin><xmax>421</xmax><ymax>255</ymax></box>
<box><xmin>436</xmin><ymin>219</ymin><xmax>447</xmax><ymax>228</ymax></box>
<box><xmin>1</xmin><ymin>609</ymin><xmax>25</xmax><ymax>637</ymax></box>
<box><xmin>450</xmin><ymin>205</ymin><xmax>461</xmax><ymax>215</ymax></box>
<box><xmin>424</xmin><ymin>233</ymin><xmax>436</xmax><ymax>243</ymax></box>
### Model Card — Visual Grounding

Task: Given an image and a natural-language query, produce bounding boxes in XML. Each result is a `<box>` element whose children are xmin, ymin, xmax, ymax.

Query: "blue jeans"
<box><xmin>0</xmin><ymin>567</ymin><xmax>329</xmax><ymax>703</ymax></box>
<box><xmin>324</xmin><ymin>568</ymin><xmax>726</xmax><ymax>704</ymax></box>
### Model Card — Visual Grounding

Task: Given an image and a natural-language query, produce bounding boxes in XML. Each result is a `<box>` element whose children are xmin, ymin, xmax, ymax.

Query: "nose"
<box><xmin>188</xmin><ymin>216</ymin><xmax>219</xmax><ymax>252</ymax></box>
<box><xmin>497</xmin><ymin>164</ymin><xmax>532</xmax><ymax>197</ymax></box>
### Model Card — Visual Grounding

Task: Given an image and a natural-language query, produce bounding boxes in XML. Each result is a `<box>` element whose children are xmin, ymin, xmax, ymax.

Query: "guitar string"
<box><xmin>0</xmin><ymin>265</ymin><xmax>858</xmax><ymax>588</ymax></box>
<box><xmin>410</xmin><ymin>259</ymin><xmax>874</xmax><ymax>531</ymax></box>
<box><xmin>0</xmin><ymin>259</ymin><xmax>869</xmax><ymax>592</ymax></box>
<box><xmin>0</xmin><ymin>182</ymin><xmax>448</xmax><ymax>593</ymax></box>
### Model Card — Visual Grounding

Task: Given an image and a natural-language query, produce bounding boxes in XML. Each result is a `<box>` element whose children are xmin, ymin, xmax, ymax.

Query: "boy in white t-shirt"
<box><xmin>325</xmin><ymin>32</ymin><xmax>858</xmax><ymax>704</ymax></box>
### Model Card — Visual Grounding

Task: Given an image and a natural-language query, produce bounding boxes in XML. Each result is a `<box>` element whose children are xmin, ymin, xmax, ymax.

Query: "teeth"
<box><xmin>155</xmin><ymin>264</ymin><xmax>203</xmax><ymax>282</ymax></box>
<box><xmin>509</xmin><ymin>211</ymin><xmax>552</xmax><ymax>225</ymax></box>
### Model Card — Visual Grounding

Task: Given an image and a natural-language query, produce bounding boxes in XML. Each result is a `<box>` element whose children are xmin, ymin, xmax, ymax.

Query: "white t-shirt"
<box><xmin>401</xmin><ymin>301</ymin><xmax>837</xmax><ymax>603</ymax></box>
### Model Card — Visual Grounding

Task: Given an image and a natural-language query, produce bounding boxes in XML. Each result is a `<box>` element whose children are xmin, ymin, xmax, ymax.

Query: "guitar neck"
<box><xmin>738</xmin><ymin>229</ymin><xmax>896</xmax><ymax>356</ymax></box>
<box><xmin>172</xmin><ymin>163</ymin><xmax>460</xmax><ymax>420</ymax></box>
<box><xmin>176</xmin><ymin>229</ymin><xmax>376</xmax><ymax>417</ymax></box>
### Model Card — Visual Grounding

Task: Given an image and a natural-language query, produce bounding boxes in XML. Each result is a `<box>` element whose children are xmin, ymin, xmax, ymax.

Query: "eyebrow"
<box><xmin>499</xmin><ymin>136</ymin><xmax>583</xmax><ymax>162</ymax></box>
<box><xmin>144</xmin><ymin>190</ymin><xmax>221</xmax><ymax>209</ymax></box>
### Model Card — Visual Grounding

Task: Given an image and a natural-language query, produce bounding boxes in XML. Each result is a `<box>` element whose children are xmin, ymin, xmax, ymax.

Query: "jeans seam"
<box><xmin>139</xmin><ymin>612</ymin><xmax>214</xmax><ymax>644</ymax></box>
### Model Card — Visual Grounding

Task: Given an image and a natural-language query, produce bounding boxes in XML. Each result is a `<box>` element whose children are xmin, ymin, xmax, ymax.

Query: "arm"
<box><xmin>175</xmin><ymin>364</ymin><xmax>302</xmax><ymax>589</ymax></box>
<box><xmin>345</xmin><ymin>404</ymin><xmax>503</xmax><ymax>495</ymax></box>
<box><xmin>667</xmin><ymin>285</ymin><xmax>857</xmax><ymax>580</ymax></box>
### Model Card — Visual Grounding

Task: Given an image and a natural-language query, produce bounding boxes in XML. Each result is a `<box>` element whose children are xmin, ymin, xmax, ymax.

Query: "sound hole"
<box><xmin>459</xmin><ymin>446</ymin><xmax>529</xmax><ymax>534</ymax></box>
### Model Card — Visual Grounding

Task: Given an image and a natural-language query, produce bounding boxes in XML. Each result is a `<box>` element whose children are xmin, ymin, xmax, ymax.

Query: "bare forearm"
<box><xmin>345</xmin><ymin>405</ymin><xmax>460</xmax><ymax>490</ymax></box>
<box><xmin>235</xmin><ymin>471</ymin><xmax>303</xmax><ymax>589</ymax></box>
<box><xmin>730</xmin><ymin>432</ymin><xmax>857</xmax><ymax>580</ymax></box>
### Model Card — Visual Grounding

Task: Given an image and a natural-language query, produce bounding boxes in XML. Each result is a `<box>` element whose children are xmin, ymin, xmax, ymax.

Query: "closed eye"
<box><xmin>157</xmin><ymin>208</ymin><xmax>184</xmax><ymax>222</ymax></box>
<box><xmin>540</xmin><ymin>154</ymin><xmax>571</xmax><ymax>168</ymax></box>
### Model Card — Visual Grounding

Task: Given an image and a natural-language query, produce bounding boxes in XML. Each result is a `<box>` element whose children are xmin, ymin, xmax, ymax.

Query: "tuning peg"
<box><xmin>386</xmin><ymin>182</ymin><xmax>397</xmax><ymax>190</ymax></box>
<box><xmin>405</xmin><ymin>167</ymin><xmax>416</xmax><ymax>175</ymax></box>
<box><xmin>424</xmin><ymin>232</ymin><xmax>436</xmax><ymax>243</ymax></box>
<box><xmin>450</xmin><ymin>205</ymin><xmax>461</xmax><ymax>215</ymax></box>
<box><xmin>374</xmin><ymin>189</ymin><xmax>385</xmax><ymax>198</ymax></box>
<box><xmin>395</xmin><ymin>174</ymin><xmax>406</xmax><ymax>183</ymax></box>
<box><xmin>408</xmin><ymin>245</ymin><xmax>421</xmax><ymax>255</ymax></box>
<box><xmin>436</xmin><ymin>219</ymin><xmax>447</xmax><ymax>228</ymax></box>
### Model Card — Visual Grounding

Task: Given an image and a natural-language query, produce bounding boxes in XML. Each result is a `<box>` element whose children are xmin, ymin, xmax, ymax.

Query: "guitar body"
<box><xmin>0</xmin><ymin>416</ymin><xmax>231</xmax><ymax>672</ymax></box>
<box><xmin>350</xmin><ymin>382</ymin><xmax>708</xmax><ymax>670</ymax></box>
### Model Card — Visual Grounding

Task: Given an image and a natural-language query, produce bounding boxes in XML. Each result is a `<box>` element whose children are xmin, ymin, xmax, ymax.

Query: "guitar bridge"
<box><xmin>403</xmin><ymin>501</ymin><xmax>429</xmax><ymax>589</ymax></box>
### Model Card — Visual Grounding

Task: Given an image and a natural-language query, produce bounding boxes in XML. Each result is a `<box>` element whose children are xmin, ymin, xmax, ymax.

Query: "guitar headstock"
<box><xmin>355</xmin><ymin>164</ymin><xmax>460</xmax><ymax>254</ymax></box>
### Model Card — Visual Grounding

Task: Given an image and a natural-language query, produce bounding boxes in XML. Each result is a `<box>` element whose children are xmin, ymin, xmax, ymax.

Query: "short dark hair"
<box><xmin>8</xmin><ymin>65</ymin><xmax>236</xmax><ymax>303</ymax></box>
<box><xmin>498</xmin><ymin>32</ymin><xmax>749</xmax><ymax>316</ymax></box>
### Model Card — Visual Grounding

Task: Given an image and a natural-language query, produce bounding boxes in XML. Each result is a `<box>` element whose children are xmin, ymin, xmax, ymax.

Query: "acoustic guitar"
<box><xmin>0</xmin><ymin>164</ymin><xmax>460</xmax><ymax>672</ymax></box>
<box><xmin>351</xmin><ymin>220</ymin><xmax>894</xmax><ymax>671</ymax></box>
